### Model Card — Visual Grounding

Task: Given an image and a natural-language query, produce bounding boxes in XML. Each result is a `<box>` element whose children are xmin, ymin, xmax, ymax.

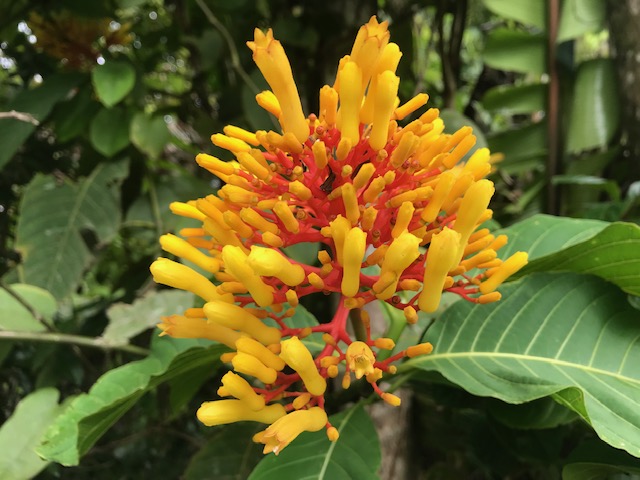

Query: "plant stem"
<box><xmin>0</xmin><ymin>110</ymin><xmax>39</xmax><ymax>124</ymax></box>
<box><xmin>546</xmin><ymin>0</ymin><xmax>561</xmax><ymax>214</ymax></box>
<box><xmin>0</xmin><ymin>330</ymin><xmax>150</xmax><ymax>356</ymax></box>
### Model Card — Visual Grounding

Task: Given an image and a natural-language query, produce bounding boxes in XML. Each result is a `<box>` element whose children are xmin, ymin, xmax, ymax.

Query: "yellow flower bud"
<box><xmin>255</xmin><ymin>90</ymin><xmax>281</xmax><ymax>117</ymax></box>
<box><xmin>368</xmin><ymin>70</ymin><xmax>400</xmax><ymax>150</ymax></box>
<box><xmin>390</xmin><ymin>131</ymin><xmax>419</xmax><ymax>168</ymax></box>
<box><xmin>418</xmin><ymin>227</ymin><xmax>461</xmax><ymax>313</ymax></box>
<box><xmin>329</xmin><ymin>215</ymin><xmax>351</xmax><ymax>265</ymax></box>
<box><xmin>247</xmin><ymin>29</ymin><xmax>308</xmax><ymax>143</ymax></box>
<box><xmin>211</xmin><ymin>133</ymin><xmax>252</xmax><ymax>153</ymax></box>
<box><xmin>240</xmin><ymin>208</ymin><xmax>279</xmax><ymax>235</ymax></box>
<box><xmin>453</xmin><ymin>180</ymin><xmax>495</xmax><ymax>261</ymax></box>
<box><xmin>336</xmin><ymin>137</ymin><xmax>353</xmax><ymax>161</ymax></box>
<box><xmin>292</xmin><ymin>393</ymin><xmax>312</xmax><ymax>410</ymax></box>
<box><xmin>159</xmin><ymin>234</ymin><xmax>220</xmax><ymax>273</ymax></box>
<box><xmin>337</xmin><ymin>61</ymin><xmax>363</xmax><ymax>145</ymax></box>
<box><xmin>394</xmin><ymin>93</ymin><xmax>429</xmax><ymax>121</ymax></box>
<box><xmin>381</xmin><ymin>392</ymin><xmax>401</xmax><ymax>407</ymax></box>
<box><xmin>222</xmin><ymin>245</ymin><xmax>274</xmax><ymax>307</ymax></box>
<box><xmin>362</xmin><ymin>176</ymin><xmax>386</xmax><ymax>203</ymax></box>
<box><xmin>421</xmin><ymin>171</ymin><xmax>456</xmax><ymax>223</ymax></box>
<box><xmin>391</xmin><ymin>201</ymin><xmax>415</xmax><ymax>238</ymax></box>
<box><xmin>327</xmin><ymin>426</ymin><xmax>340</xmax><ymax>442</ymax></box>
<box><xmin>279</xmin><ymin>336</ymin><xmax>326</xmax><ymax>396</ymax></box>
<box><xmin>150</xmin><ymin>258</ymin><xmax>232</xmax><ymax>303</ymax></box>
<box><xmin>256</xmin><ymin>407</ymin><xmax>328</xmax><ymax>455</ymax></box>
<box><xmin>236</xmin><ymin>337</ymin><xmax>286</xmax><ymax>371</ymax></box>
<box><xmin>157</xmin><ymin>315</ymin><xmax>241</xmax><ymax>348</ymax></box>
<box><xmin>197</xmin><ymin>399</ymin><xmax>285</xmax><ymax>426</ymax></box>
<box><xmin>346</xmin><ymin>341</ymin><xmax>376</xmax><ymax>379</ymax></box>
<box><xmin>232</xmin><ymin>352</ymin><xmax>278</xmax><ymax>384</ymax></box>
<box><xmin>307</xmin><ymin>272</ymin><xmax>325</xmax><ymax>290</ymax></box>
<box><xmin>288</xmin><ymin>180</ymin><xmax>312</xmax><ymax>200</ymax></box>
<box><xmin>169</xmin><ymin>201</ymin><xmax>206</xmax><ymax>221</ymax></box>
<box><xmin>361</xmin><ymin>205</ymin><xmax>378</xmax><ymax>231</ymax></box>
<box><xmin>479</xmin><ymin>251</ymin><xmax>528</xmax><ymax>294</ymax></box>
<box><xmin>319</xmin><ymin>86</ymin><xmax>338</xmax><ymax>126</ymax></box>
<box><xmin>204</xmin><ymin>303</ymin><xmax>279</xmax><ymax>346</ymax></box>
<box><xmin>262</xmin><ymin>231</ymin><xmax>284</xmax><ymax>248</ymax></box>
<box><xmin>376</xmin><ymin>231</ymin><xmax>421</xmax><ymax>299</ymax></box>
<box><xmin>223</xmin><ymin>125</ymin><xmax>260</xmax><ymax>146</ymax></box>
<box><xmin>195</xmin><ymin>153</ymin><xmax>235</xmax><ymax>177</ymax></box>
<box><xmin>374</xmin><ymin>338</ymin><xmax>395</xmax><ymax>350</ymax></box>
<box><xmin>237</xmin><ymin>151</ymin><xmax>271</xmax><ymax>181</ymax></box>
<box><xmin>220</xmin><ymin>371</ymin><xmax>265</xmax><ymax>411</ymax></box>
<box><xmin>247</xmin><ymin>246</ymin><xmax>305</xmax><ymax>287</ymax></box>
<box><xmin>273</xmin><ymin>201</ymin><xmax>299</xmax><ymax>233</ymax></box>
<box><xmin>403</xmin><ymin>306</ymin><xmax>418</xmax><ymax>324</ymax></box>
<box><xmin>406</xmin><ymin>342</ymin><xmax>433</xmax><ymax>358</ymax></box>
<box><xmin>341</xmin><ymin>227</ymin><xmax>367</xmax><ymax>297</ymax></box>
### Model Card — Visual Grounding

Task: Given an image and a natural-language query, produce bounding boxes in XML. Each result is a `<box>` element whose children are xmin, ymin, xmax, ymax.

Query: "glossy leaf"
<box><xmin>498</xmin><ymin>215</ymin><xmax>640</xmax><ymax>295</ymax></box>
<box><xmin>90</xmin><ymin>107</ymin><xmax>131</xmax><ymax>157</ymax></box>
<box><xmin>184</xmin><ymin>423</ymin><xmax>263</xmax><ymax>480</ymax></box>
<box><xmin>130</xmin><ymin>113</ymin><xmax>171</xmax><ymax>158</ymax></box>
<box><xmin>482</xmin><ymin>84</ymin><xmax>546</xmax><ymax>114</ymax></box>
<box><xmin>92</xmin><ymin>60</ymin><xmax>136</xmax><ymax>107</ymax></box>
<box><xmin>558</xmin><ymin>0</ymin><xmax>606</xmax><ymax>43</ymax></box>
<box><xmin>566</xmin><ymin>59</ymin><xmax>620</xmax><ymax>154</ymax></box>
<box><xmin>15</xmin><ymin>162</ymin><xmax>128</xmax><ymax>300</ymax></box>
<box><xmin>0</xmin><ymin>73</ymin><xmax>81</xmax><ymax>170</ymax></box>
<box><xmin>249</xmin><ymin>403</ymin><xmax>380</xmax><ymax>480</ymax></box>
<box><xmin>487</xmin><ymin>397</ymin><xmax>577</xmax><ymax>430</ymax></box>
<box><xmin>483</xmin><ymin>29</ymin><xmax>546</xmax><ymax>75</ymax></box>
<box><xmin>103</xmin><ymin>290</ymin><xmax>194</xmax><ymax>346</ymax></box>
<box><xmin>38</xmin><ymin>338</ymin><xmax>226</xmax><ymax>466</ymax></box>
<box><xmin>409</xmin><ymin>273</ymin><xmax>640</xmax><ymax>457</ymax></box>
<box><xmin>487</xmin><ymin>122</ymin><xmax>546</xmax><ymax>174</ymax></box>
<box><xmin>0</xmin><ymin>388</ymin><xmax>63</xmax><ymax>480</ymax></box>
<box><xmin>563</xmin><ymin>439</ymin><xmax>640</xmax><ymax>479</ymax></box>
<box><xmin>0</xmin><ymin>283</ymin><xmax>57</xmax><ymax>332</ymax></box>
<box><xmin>482</xmin><ymin>0</ymin><xmax>546</xmax><ymax>29</ymax></box>
<box><xmin>53</xmin><ymin>88</ymin><xmax>101</xmax><ymax>142</ymax></box>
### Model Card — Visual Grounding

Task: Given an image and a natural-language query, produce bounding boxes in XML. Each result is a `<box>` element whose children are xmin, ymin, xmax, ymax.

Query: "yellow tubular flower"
<box><xmin>255</xmin><ymin>91</ymin><xmax>281</xmax><ymax>117</ymax></box>
<box><xmin>150</xmin><ymin>258</ymin><xmax>233</xmax><ymax>303</ymax></box>
<box><xmin>350</xmin><ymin>16</ymin><xmax>390</xmax><ymax>86</ymax></box>
<box><xmin>329</xmin><ymin>215</ymin><xmax>352</xmax><ymax>265</ymax></box>
<box><xmin>418</xmin><ymin>228</ymin><xmax>462</xmax><ymax>313</ymax></box>
<box><xmin>479</xmin><ymin>251</ymin><xmax>529</xmax><ymax>294</ymax></box>
<box><xmin>337</xmin><ymin>61</ymin><xmax>364</xmax><ymax>145</ymax></box>
<box><xmin>369</xmin><ymin>70</ymin><xmax>400</xmax><ymax>151</ymax></box>
<box><xmin>406</xmin><ymin>342</ymin><xmax>434</xmax><ymax>358</ymax></box>
<box><xmin>169</xmin><ymin>201</ymin><xmax>206</xmax><ymax>222</ymax></box>
<box><xmin>289</xmin><ymin>180</ymin><xmax>312</xmax><ymax>200</ymax></box>
<box><xmin>204</xmin><ymin>301</ymin><xmax>281</xmax><ymax>346</ymax></box>
<box><xmin>279</xmin><ymin>336</ymin><xmax>326</xmax><ymax>396</ymax></box>
<box><xmin>319</xmin><ymin>85</ymin><xmax>338</xmax><ymax>125</ymax></box>
<box><xmin>341</xmin><ymin>227</ymin><xmax>367</xmax><ymax>297</ymax></box>
<box><xmin>232</xmin><ymin>352</ymin><xmax>278</xmax><ymax>384</ymax></box>
<box><xmin>312</xmin><ymin>140</ymin><xmax>328</xmax><ymax>168</ymax></box>
<box><xmin>452</xmin><ymin>179</ymin><xmax>495</xmax><ymax>261</ymax></box>
<box><xmin>346</xmin><ymin>341</ymin><xmax>376</xmax><ymax>379</ymax></box>
<box><xmin>222</xmin><ymin>245</ymin><xmax>274</xmax><ymax>307</ymax></box>
<box><xmin>463</xmin><ymin>147</ymin><xmax>492</xmax><ymax>180</ymax></box>
<box><xmin>237</xmin><ymin>151</ymin><xmax>271</xmax><ymax>181</ymax></box>
<box><xmin>255</xmin><ymin>407</ymin><xmax>328</xmax><ymax>455</ymax></box>
<box><xmin>247</xmin><ymin>29</ymin><xmax>308</xmax><ymax>142</ymax></box>
<box><xmin>158</xmin><ymin>315</ymin><xmax>241</xmax><ymax>348</ymax></box>
<box><xmin>223</xmin><ymin>125</ymin><xmax>260</xmax><ymax>146</ymax></box>
<box><xmin>420</xmin><ymin>171</ymin><xmax>455</xmax><ymax>223</ymax></box>
<box><xmin>195</xmin><ymin>153</ymin><xmax>235</xmax><ymax>177</ymax></box>
<box><xmin>211</xmin><ymin>133</ymin><xmax>252</xmax><ymax>153</ymax></box>
<box><xmin>219</xmin><ymin>371</ymin><xmax>265</xmax><ymax>411</ymax></box>
<box><xmin>273</xmin><ymin>201</ymin><xmax>299</xmax><ymax>233</ymax></box>
<box><xmin>391</xmin><ymin>202</ymin><xmax>415</xmax><ymax>238</ymax></box>
<box><xmin>360</xmin><ymin>42</ymin><xmax>402</xmax><ymax>124</ymax></box>
<box><xmin>247</xmin><ymin>246</ymin><xmax>305</xmax><ymax>286</ymax></box>
<box><xmin>375</xmin><ymin>231</ymin><xmax>421</xmax><ymax>299</ymax></box>
<box><xmin>159</xmin><ymin>234</ymin><xmax>220</xmax><ymax>273</ymax></box>
<box><xmin>363</xmin><ymin>176</ymin><xmax>386</xmax><ymax>203</ymax></box>
<box><xmin>390</xmin><ymin>131</ymin><xmax>418</xmax><ymax>168</ymax></box>
<box><xmin>237</xmin><ymin>337</ymin><xmax>286</xmax><ymax>371</ymax></box>
<box><xmin>197</xmin><ymin>399</ymin><xmax>286</xmax><ymax>427</ymax></box>
<box><xmin>394</xmin><ymin>93</ymin><xmax>429</xmax><ymax>121</ymax></box>
<box><xmin>361</xmin><ymin>206</ymin><xmax>378</xmax><ymax>231</ymax></box>
<box><xmin>342</xmin><ymin>183</ymin><xmax>361</xmax><ymax>225</ymax></box>
<box><xmin>240</xmin><ymin>208</ymin><xmax>279</xmax><ymax>235</ymax></box>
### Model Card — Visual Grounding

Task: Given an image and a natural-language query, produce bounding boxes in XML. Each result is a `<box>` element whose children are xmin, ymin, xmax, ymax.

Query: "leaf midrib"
<box><xmin>414</xmin><ymin>351</ymin><xmax>640</xmax><ymax>385</ymax></box>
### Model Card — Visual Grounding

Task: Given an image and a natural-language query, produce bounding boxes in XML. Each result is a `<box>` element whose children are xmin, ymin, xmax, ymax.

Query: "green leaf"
<box><xmin>482</xmin><ymin>84</ymin><xmax>546</xmax><ymax>114</ymax></box>
<box><xmin>487</xmin><ymin>396</ymin><xmax>578</xmax><ymax>430</ymax></box>
<box><xmin>103</xmin><ymin>290</ymin><xmax>194</xmax><ymax>346</ymax></box>
<box><xmin>487</xmin><ymin>122</ymin><xmax>546</xmax><ymax>174</ymax></box>
<box><xmin>483</xmin><ymin>29</ymin><xmax>546</xmax><ymax>75</ymax></box>
<box><xmin>90</xmin><ymin>107</ymin><xmax>131</xmax><ymax>156</ymax></box>
<box><xmin>563</xmin><ymin>439</ymin><xmax>640</xmax><ymax>479</ymax></box>
<box><xmin>53</xmin><ymin>87</ymin><xmax>101</xmax><ymax>143</ymax></box>
<box><xmin>408</xmin><ymin>273</ymin><xmax>640</xmax><ymax>457</ymax></box>
<box><xmin>498</xmin><ymin>215</ymin><xmax>640</xmax><ymax>295</ymax></box>
<box><xmin>282</xmin><ymin>242</ymin><xmax>319</xmax><ymax>266</ymax></box>
<box><xmin>249</xmin><ymin>403</ymin><xmax>380</xmax><ymax>480</ymax></box>
<box><xmin>0</xmin><ymin>283</ymin><xmax>57</xmax><ymax>332</ymax></box>
<box><xmin>184</xmin><ymin>423</ymin><xmax>263</xmax><ymax>480</ymax></box>
<box><xmin>566</xmin><ymin>59</ymin><xmax>620</xmax><ymax>154</ymax></box>
<box><xmin>15</xmin><ymin>161</ymin><xmax>129</xmax><ymax>300</ymax></box>
<box><xmin>558</xmin><ymin>0</ymin><xmax>606</xmax><ymax>43</ymax></box>
<box><xmin>0</xmin><ymin>73</ymin><xmax>82</xmax><ymax>170</ymax></box>
<box><xmin>552</xmin><ymin>175</ymin><xmax>620</xmax><ymax>202</ymax></box>
<box><xmin>92</xmin><ymin>60</ymin><xmax>136</xmax><ymax>107</ymax></box>
<box><xmin>482</xmin><ymin>0</ymin><xmax>546</xmax><ymax>29</ymax></box>
<box><xmin>37</xmin><ymin>337</ymin><xmax>227</xmax><ymax>466</ymax></box>
<box><xmin>0</xmin><ymin>388</ymin><xmax>64</xmax><ymax>480</ymax></box>
<box><xmin>130</xmin><ymin>113</ymin><xmax>171</xmax><ymax>158</ymax></box>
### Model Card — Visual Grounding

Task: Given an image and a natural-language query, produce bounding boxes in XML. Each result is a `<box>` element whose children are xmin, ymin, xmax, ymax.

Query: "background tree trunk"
<box><xmin>608</xmin><ymin>0</ymin><xmax>640</xmax><ymax>181</ymax></box>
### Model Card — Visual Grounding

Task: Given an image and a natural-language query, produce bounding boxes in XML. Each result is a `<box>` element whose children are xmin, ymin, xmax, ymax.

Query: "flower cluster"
<box><xmin>150</xmin><ymin>16</ymin><xmax>528</xmax><ymax>455</ymax></box>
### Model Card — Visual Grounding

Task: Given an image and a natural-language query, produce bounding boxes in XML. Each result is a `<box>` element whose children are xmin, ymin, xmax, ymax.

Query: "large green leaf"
<box><xmin>103</xmin><ymin>290</ymin><xmax>194</xmax><ymax>346</ymax></box>
<box><xmin>37</xmin><ymin>337</ymin><xmax>226</xmax><ymax>466</ymax></box>
<box><xmin>0</xmin><ymin>283</ymin><xmax>57</xmax><ymax>332</ymax></box>
<box><xmin>184</xmin><ymin>423</ymin><xmax>263</xmax><ymax>480</ymax></box>
<box><xmin>483</xmin><ymin>29</ymin><xmax>546</xmax><ymax>75</ymax></box>
<box><xmin>130</xmin><ymin>113</ymin><xmax>171</xmax><ymax>158</ymax></box>
<box><xmin>566</xmin><ymin>59</ymin><xmax>619</xmax><ymax>154</ymax></box>
<box><xmin>487</xmin><ymin>122</ymin><xmax>546</xmax><ymax>174</ymax></box>
<box><xmin>0</xmin><ymin>388</ymin><xmax>64</xmax><ymax>480</ymax></box>
<box><xmin>15</xmin><ymin>161</ymin><xmax>128</xmax><ymax>300</ymax></box>
<box><xmin>0</xmin><ymin>73</ymin><xmax>82</xmax><ymax>170</ymax></box>
<box><xmin>249</xmin><ymin>403</ymin><xmax>380</xmax><ymax>480</ymax></box>
<box><xmin>498</xmin><ymin>215</ymin><xmax>640</xmax><ymax>295</ymax></box>
<box><xmin>90</xmin><ymin>107</ymin><xmax>132</xmax><ymax>156</ymax></box>
<box><xmin>482</xmin><ymin>0</ymin><xmax>546</xmax><ymax>29</ymax></box>
<box><xmin>482</xmin><ymin>84</ymin><xmax>546</xmax><ymax>115</ymax></box>
<box><xmin>91</xmin><ymin>60</ymin><xmax>136</xmax><ymax>107</ymax></box>
<box><xmin>557</xmin><ymin>0</ymin><xmax>606</xmax><ymax>43</ymax></box>
<box><xmin>408</xmin><ymin>273</ymin><xmax>640</xmax><ymax>457</ymax></box>
<box><xmin>563</xmin><ymin>439</ymin><xmax>640</xmax><ymax>479</ymax></box>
